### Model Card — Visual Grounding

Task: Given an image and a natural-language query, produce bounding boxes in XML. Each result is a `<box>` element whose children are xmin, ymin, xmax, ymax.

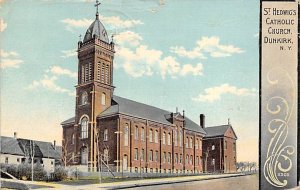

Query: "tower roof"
<box><xmin>83</xmin><ymin>16</ymin><xmax>109</xmax><ymax>43</ymax></box>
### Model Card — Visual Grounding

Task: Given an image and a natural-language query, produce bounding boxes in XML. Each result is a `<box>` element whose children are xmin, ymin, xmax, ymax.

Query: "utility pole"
<box><xmin>114</xmin><ymin>131</ymin><xmax>122</xmax><ymax>173</ymax></box>
<box><xmin>30</xmin><ymin>140</ymin><xmax>35</xmax><ymax>181</ymax></box>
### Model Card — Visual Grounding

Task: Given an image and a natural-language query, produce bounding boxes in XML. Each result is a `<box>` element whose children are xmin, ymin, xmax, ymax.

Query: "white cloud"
<box><xmin>61</xmin><ymin>49</ymin><xmax>77</xmax><ymax>58</ymax></box>
<box><xmin>116</xmin><ymin>45</ymin><xmax>162</xmax><ymax>77</ymax></box>
<box><xmin>170</xmin><ymin>36</ymin><xmax>244</xmax><ymax>59</ymax></box>
<box><xmin>61</xmin><ymin>15</ymin><xmax>143</xmax><ymax>31</ymax></box>
<box><xmin>0</xmin><ymin>49</ymin><xmax>23</xmax><ymax>69</ymax></box>
<box><xmin>1</xmin><ymin>49</ymin><xmax>18</xmax><ymax>58</ymax></box>
<box><xmin>27</xmin><ymin>75</ymin><xmax>75</xmax><ymax>97</ymax></box>
<box><xmin>48</xmin><ymin>66</ymin><xmax>77</xmax><ymax>78</ymax></box>
<box><xmin>61</xmin><ymin>18</ymin><xmax>92</xmax><ymax>28</ymax></box>
<box><xmin>181</xmin><ymin>63</ymin><xmax>203</xmax><ymax>76</ymax></box>
<box><xmin>116</xmin><ymin>45</ymin><xmax>203</xmax><ymax>79</ymax></box>
<box><xmin>192</xmin><ymin>84</ymin><xmax>255</xmax><ymax>103</ymax></box>
<box><xmin>0</xmin><ymin>18</ymin><xmax>7</xmax><ymax>32</ymax></box>
<box><xmin>0</xmin><ymin>59</ymin><xmax>24</xmax><ymax>69</ymax></box>
<box><xmin>169</xmin><ymin>46</ymin><xmax>204</xmax><ymax>59</ymax></box>
<box><xmin>114</xmin><ymin>31</ymin><xmax>143</xmax><ymax>47</ymax></box>
<box><xmin>101</xmin><ymin>15</ymin><xmax>143</xmax><ymax>29</ymax></box>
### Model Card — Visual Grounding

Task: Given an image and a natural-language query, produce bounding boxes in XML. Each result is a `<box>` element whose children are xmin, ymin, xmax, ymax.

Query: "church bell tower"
<box><xmin>75</xmin><ymin>1</ymin><xmax>115</xmax><ymax>170</ymax></box>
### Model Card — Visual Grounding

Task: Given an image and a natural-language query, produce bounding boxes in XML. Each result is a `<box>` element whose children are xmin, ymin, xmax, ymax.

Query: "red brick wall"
<box><xmin>63</xmin><ymin>113</ymin><xmax>209</xmax><ymax>174</ymax></box>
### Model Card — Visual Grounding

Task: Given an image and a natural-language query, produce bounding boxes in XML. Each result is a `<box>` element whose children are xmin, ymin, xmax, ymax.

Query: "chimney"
<box><xmin>53</xmin><ymin>140</ymin><xmax>56</xmax><ymax>150</ymax></box>
<box><xmin>13</xmin><ymin>132</ymin><xmax>17</xmax><ymax>139</ymax></box>
<box><xmin>200</xmin><ymin>114</ymin><xmax>205</xmax><ymax>128</ymax></box>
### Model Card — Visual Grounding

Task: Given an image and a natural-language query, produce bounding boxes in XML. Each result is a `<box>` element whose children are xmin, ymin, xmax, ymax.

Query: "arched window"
<box><xmin>81</xmin><ymin>147</ymin><xmax>88</xmax><ymax>165</ymax></box>
<box><xmin>81</xmin><ymin>91</ymin><xmax>88</xmax><ymax>105</ymax></box>
<box><xmin>123</xmin><ymin>155</ymin><xmax>128</xmax><ymax>171</ymax></box>
<box><xmin>167</xmin><ymin>133</ymin><xmax>171</xmax><ymax>145</ymax></box>
<box><xmin>97</xmin><ymin>62</ymin><xmax>101</xmax><ymax>81</ymax></box>
<box><xmin>186</xmin><ymin>137</ymin><xmax>189</xmax><ymax>148</ymax></box>
<box><xmin>124</xmin><ymin>124</ymin><xmax>129</xmax><ymax>146</ymax></box>
<box><xmin>104</xmin><ymin>129</ymin><xmax>108</xmax><ymax>141</ymax></box>
<box><xmin>141</xmin><ymin>127</ymin><xmax>145</xmax><ymax>141</ymax></box>
<box><xmin>163</xmin><ymin>132</ymin><xmax>166</xmax><ymax>145</ymax></box>
<box><xmin>190</xmin><ymin>137</ymin><xmax>193</xmax><ymax>148</ymax></box>
<box><xmin>71</xmin><ymin>133</ymin><xmax>75</xmax><ymax>144</ymax></box>
<box><xmin>154</xmin><ymin>130</ymin><xmax>158</xmax><ymax>143</ymax></box>
<box><xmin>149</xmin><ymin>129</ymin><xmax>153</xmax><ymax>142</ymax></box>
<box><xmin>101</xmin><ymin>93</ymin><xmax>106</xmax><ymax>105</ymax></box>
<box><xmin>101</xmin><ymin>63</ymin><xmax>105</xmax><ymax>83</ymax></box>
<box><xmin>134</xmin><ymin>126</ymin><xmax>139</xmax><ymax>140</ymax></box>
<box><xmin>105</xmin><ymin>64</ymin><xmax>109</xmax><ymax>84</ymax></box>
<box><xmin>80</xmin><ymin>117</ymin><xmax>88</xmax><ymax>139</ymax></box>
<box><xmin>174</xmin><ymin>130</ymin><xmax>177</xmax><ymax>146</ymax></box>
<box><xmin>179</xmin><ymin>130</ymin><xmax>182</xmax><ymax>147</ymax></box>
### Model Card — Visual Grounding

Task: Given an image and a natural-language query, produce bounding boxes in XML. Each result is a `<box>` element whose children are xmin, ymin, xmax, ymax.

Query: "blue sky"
<box><xmin>0</xmin><ymin>0</ymin><xmax>259</xmax><ymax>162</ymax></box>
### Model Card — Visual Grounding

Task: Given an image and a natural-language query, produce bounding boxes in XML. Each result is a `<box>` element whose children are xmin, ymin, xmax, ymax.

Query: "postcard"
<box><xmin>0</xmin><ymin>0</ymin><xmax>298</xmax><ymax>190</ymax></box>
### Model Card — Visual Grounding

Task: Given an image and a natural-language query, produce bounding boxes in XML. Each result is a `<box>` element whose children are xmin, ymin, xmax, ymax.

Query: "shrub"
<box><xmin>0</xmin><ymin>164</ymin><xmax>19</xmax><ymax>178</ymax></box>
<box><xmin>33</xmin><ymin>163</ymin><xmax>47</xmax><ymax>181</ymax></box>
<box><xmin>18</xmin><ymin>164</ymin><xmax>31</xmax><ymax>180</ymax></box>
<box><xmin>6</xmin><ymin>164</ymin><xmax>19</xmax><ymax>178</ymax></box>
<box><xmin>52</xmin><ymin>166</ymin><xmax>67</xmax><ymax>181</ymax></box>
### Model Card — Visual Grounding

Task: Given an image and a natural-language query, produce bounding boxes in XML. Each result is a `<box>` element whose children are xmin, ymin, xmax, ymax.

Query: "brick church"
<box><xmin>61</xmin><ymin>3</ymin><xmax>237</xmax><ymax>174</ymax></box>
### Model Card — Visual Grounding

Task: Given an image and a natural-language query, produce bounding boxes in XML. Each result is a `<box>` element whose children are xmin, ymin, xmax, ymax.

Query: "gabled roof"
<box><xmin>19</xmin><ymin>139</ymin><xmax>61</xmax><ymax>159</ymax></box>
<box><xmin>98</xmin><ymin>95</ymin><xmax>206</xmax><ymax>134</ymax></box>
<box><xmin>34</xmin><ymin>141</ymin><xmax>61</xmax><ymax>159</ymax></box>
<box><xmin>61</xmin><ymin>117</ymin><xmax>75</xmax><ymax>125</ymax></box>
<box><xmin>1</xmin><ymin>136</ymin><xmax>61</xmax><ymax>159</ymax></box>
<box><xmin>204</xmin><ymin>124</ymin><xmax>237</xmax><ymax>139</ymax></box>
<box><xmin>0</xmin><ymin>136</ymin><xmax>24</xmax><ymax>156</ymax></box>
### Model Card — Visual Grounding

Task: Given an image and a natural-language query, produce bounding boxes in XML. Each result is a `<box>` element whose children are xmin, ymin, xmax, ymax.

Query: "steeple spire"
<box><xmin>95</xmin><ymin>0</ymin><xmax>101</xmax><ymax>19</ymax></box>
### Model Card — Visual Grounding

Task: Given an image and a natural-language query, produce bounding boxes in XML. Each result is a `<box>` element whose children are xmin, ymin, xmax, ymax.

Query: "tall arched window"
<box><xmin>71</xmin><ymin>133</ymin><xmax>75</xmax><ymax>144</ymax></box>
<box><xmin>104</xmin><ymin>129</ymin><xmax>108</xmax><ymax>141</ymax></box>
<box><xmin>190</xmin><ymin>137</ymin><xmax>193</xmax><ymax>148</ymax></box>
<box><xmin>101</xmin><ymin>63</ymin><xmax>105</xmax><ymax>83</ymax></box>
<box><xmin>174</xmin><ymin>130</ymin><xmax>177</xmax><ymax>146</ymax></box>
<box><xmin>81</xmin><ymin>91</ymin><xmax>88</xmax><ymax>105</ymax></box>
<box><xmin>154</xmin><ymin>130</ymin><xmax>158</xmax><ymax>143</ymax></box>
<box><xmin>179</xmin><ymin>130</ymin><xmax>182</xmax><ymax>147</ymax></box>
<box><xmin>101</xmin><ymin>93</ymin><xmax>106</xmax><ymax>105</ymax></box>
<box><xmin>81</xmin><ymin>147</ymin><xmax>88</xmax><ymax>165</ymax></box>
<box><xmin>124</xmin><ymin>124</ymin><xmax>129</xmax><ymax>146</ymax></box>
<box><xmin>105</xmin><ymin>65</ymin><xmax>109</xmax><ymax>84</ymax></box>
<box><xmin>167</xmin><ymin>133</ymin><xmax>171</xmax><ymax>145</ymax></box>
<box><xmin>149</xmin><ymin>129</ymin><xmax>153</xmax><ymax>142</ymax></box>
<box><xmin>163</xmin><ymin>132</ymin><xmax>166</xmax><ymax>145</ymax></box>
<box><xmin>81</xmin><ymin>117</ymin><xmax>88</xmax><ymax>139</ymax></box>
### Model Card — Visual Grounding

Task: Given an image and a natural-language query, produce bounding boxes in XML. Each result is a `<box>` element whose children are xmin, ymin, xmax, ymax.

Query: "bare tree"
<box><xmin>19</xmin><ymin>140</ymin><xmax>35</xmax><ymax>181</ymax></box>
<box><xmin>249</xmin><ymin>162</ymin><xmax>257</xmax><ymax>172</ymax></box>
<box><xmin>30</xmin><ymin>140</ymin><xmax>35</xmax><ymax>181</ymax></box>
<box><xmin>95</xmin><ymin>128</ymin><xmax>115</xmax><ymax>178</ymax></box>
<box><xmin>203</xmin><ymin>147</ymin><xmax>210</xmax><ymax>173</ymax></box>
<box><xmin>62</xmin><ymin>138</ymin><xmax>79</xmax><ymax>167</ymax></box>
<box><xmin>236</xmin><ymin>162</ymin><xmax>244</xmax><ymax>172</ymax></box>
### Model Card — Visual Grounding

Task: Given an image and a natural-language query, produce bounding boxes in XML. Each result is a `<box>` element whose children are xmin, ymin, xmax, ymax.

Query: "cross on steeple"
<box><xmin>95</xmin><ymin>0</ymin><xmax>101</xmax><ymax>16</ymax></box>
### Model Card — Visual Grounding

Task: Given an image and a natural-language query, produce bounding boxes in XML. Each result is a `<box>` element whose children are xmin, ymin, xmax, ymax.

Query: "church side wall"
<box><xmin>97</xmin><ymin>116</ymin><xmax>118</xmax><ymax>167</ymax></box>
